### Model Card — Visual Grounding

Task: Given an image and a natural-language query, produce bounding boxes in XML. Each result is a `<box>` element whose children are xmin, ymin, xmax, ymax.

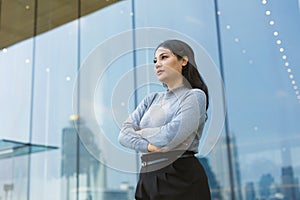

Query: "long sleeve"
<box><xmin>118</xmin><ymin>93</ymin><xmax>157</xmax><ymax>153</ymax></box>
<box><xmin>140</xmin><ymin>89</ymin><xmax>207</xmax><ymax>151</ymax></box>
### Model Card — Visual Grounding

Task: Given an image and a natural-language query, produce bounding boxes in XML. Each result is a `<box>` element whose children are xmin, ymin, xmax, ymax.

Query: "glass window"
<box><xmin>78</xmin><ymin>1</ymin><xmax>137</xmax><ymax>199</ymax></box>
<box><xmin>133</xmin><ymin>0</ymin><xmax>229</xmax><ymax>199</ymax></box>
<box><xmin>29</xmin><ymin>22</ymin><xmax>78</xmax><ymax>199</ymax></box>
<box><xmin>1</xmin><ymin>0</ymin><xmax>300</xmax><ymax>200</ymax></box>
<box><xmin>0</xmin><ymin>157</ymin><xmax>29</xmax><ymax>199</ymax></box>
<box><xmin>219</xmin><ymin>0</ymin><xmax>300</xmax><ymax>199</ymax></box>
<box><xmin>0</xmin><ymin>40</ymin><xmax>33</xmax><ymax>142</ymax></box>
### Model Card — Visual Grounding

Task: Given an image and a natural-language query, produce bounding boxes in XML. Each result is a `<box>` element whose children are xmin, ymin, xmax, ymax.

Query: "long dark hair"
<box><xmin>156</xmin><ymin>39</ymin><xmax>209</xmax><ymax>110</ymax></box>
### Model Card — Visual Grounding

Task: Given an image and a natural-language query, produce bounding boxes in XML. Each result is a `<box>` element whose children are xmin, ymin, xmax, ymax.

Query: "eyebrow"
<box><xmin>154</xmin><ymin>52</ymin><xmax>169</xmax><ymax>59</ymax></box>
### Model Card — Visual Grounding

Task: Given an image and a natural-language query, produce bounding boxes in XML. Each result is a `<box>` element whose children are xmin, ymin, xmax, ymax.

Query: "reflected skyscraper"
<box><xmin>259</xmin><ymin>173</ymin><xmax>275</xmax><ymax>199</ymax></box>
<box><xmin>208</xmin><ymin>134</ymin><xmax>242</xmax><ymax>200</ymax></box>
<box><xmin>198</xmin><ymin>157</ymin><xmax>223</xmax><ymax>199</ymax></box>
<box><xmin>61</xmin><ymin>115</ymin><xmax>106</xmax><ymax>200</ymax></box>
<box><xmin>230</xmin><ymin>135</ymin><xmax>243</xmax><ymax>200</ymax></box>
<box><xmin>245</xmin><ymin>182</ymin><xmax>256</xmax><ymax>200</ymax></box>
<box><xmin>281</xmin><ymin>166</ymin><xmax>297</xmax><ymax>200</ymax></box>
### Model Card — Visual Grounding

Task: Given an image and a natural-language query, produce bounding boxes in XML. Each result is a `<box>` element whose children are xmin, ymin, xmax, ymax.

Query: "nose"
<box><xmin>154</xmin><ymin>60</ymin><xmax>161</xmax><ymax>69</ymax></box>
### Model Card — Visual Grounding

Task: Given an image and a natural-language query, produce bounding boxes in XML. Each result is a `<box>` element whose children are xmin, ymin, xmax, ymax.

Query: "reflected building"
<box><xmin>230</xmin><ymin>135</ymin><xmax>243</xmax><ymax>200</ymax></box>
<box><xmin>245</xmin><ymin>182</ymin><xmax>256</xmax><ymax>200</ymax></box>
<box><xmin>198</xmin><ymin>157</ymin><xmax>223</xmax><ymax>200</ymax></box>
<box><xmin>61</xmin><ymin>115</ymin><xmax>106</xmax><ymax>200</ymax></box>
<box><xmin>208</xmin><ymin>136</ymin><xmax>231</xmax><ymax>199</ymax></box>
<box><xmin>259</xmin><ymin>173</ymin><xmax>275</xmax><ymax>199</ymax></box>
<box><xmin>296</xmin><ymin>178</ymin><xmax>300</xmax><ymax>200</ymax></box>
<box><xmin>207</xmin><ymin>134</ymin><xmax>242</xmax><ymax>200</ymax></box>
<box><xmin>281</xmin><ymin>166</ymin><xmax>298</xmax><ymax>200</ymax></box>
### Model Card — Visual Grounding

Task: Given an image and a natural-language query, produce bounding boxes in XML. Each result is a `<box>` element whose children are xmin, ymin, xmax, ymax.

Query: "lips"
<box><xmin>156</xmin><ymin>69</ymin><xmax>164</xmax><ymax>75</ymax></box>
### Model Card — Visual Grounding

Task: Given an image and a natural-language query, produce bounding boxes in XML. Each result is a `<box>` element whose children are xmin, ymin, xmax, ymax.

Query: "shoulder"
<box><xmin>188</xmin><ymin>88</ymin><xmax>207</xmax><ymax>105</ymax></box>
<box><xmin>183</xmin><ymin>88</ymin><xmax>206</xmax><ymax>99</ymax></box>
<box><xmin>191</xmin><ymin>88</ymin><xmax>206</xmax><ymax>99</ymax></box>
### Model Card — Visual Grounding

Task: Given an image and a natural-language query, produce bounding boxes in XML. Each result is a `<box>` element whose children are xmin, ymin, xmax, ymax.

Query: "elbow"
<box><xmin>118</xmin><ymin>132</ymin><xmax>126</xmax><ymax>146</ymax></box>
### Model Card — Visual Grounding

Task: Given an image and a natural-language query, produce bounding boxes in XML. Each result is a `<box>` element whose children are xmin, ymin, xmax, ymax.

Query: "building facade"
<box><xmin>1</xmin><ymin>0</ymin><xmax>300</xmax><ymax>199</ymax></box>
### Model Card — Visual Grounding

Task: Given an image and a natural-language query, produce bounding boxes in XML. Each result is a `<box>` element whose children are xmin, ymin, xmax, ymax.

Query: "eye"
<box><xmin>161</xmin><ymin>55</ymin><xmax>168</xmax><ymax>59</ymax></box>
<box><xmin>153</xmin><ymin>59</ymin><xmax>157</xmax><ymax>64</ymax></box>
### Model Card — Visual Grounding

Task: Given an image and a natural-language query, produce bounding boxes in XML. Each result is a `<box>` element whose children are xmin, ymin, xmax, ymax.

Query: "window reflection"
<box><xmin>0</xmin><ymin>0</ymin><xmax>300</xmax><ymax>199</ymax></box>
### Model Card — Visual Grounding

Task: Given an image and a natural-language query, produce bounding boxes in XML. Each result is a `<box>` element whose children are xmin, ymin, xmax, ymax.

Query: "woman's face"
<box><xmin>153</xmin><ymin>47</ymin><xmax>187</xmax><ymax>84</ymax></box>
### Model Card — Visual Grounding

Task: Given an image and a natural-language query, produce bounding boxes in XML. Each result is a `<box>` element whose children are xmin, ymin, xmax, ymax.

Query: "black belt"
<box><xmin>141</xmin><ymin>150</ymin><xmax>195</xmax><ymax>167</ymax></box>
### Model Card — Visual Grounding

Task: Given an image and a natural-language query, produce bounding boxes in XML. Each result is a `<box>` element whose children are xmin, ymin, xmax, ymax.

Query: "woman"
<box><xmin>118</xmin><ymin>39</ymin><xmax>211</xmax><ymax>200</ymax></box>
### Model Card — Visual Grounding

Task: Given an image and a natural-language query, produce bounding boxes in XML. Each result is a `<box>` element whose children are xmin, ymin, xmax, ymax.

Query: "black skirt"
<box><xmin>135</xmin><ymin>152</ymin><xmax>211</xmax><ymax>200</ymax></box>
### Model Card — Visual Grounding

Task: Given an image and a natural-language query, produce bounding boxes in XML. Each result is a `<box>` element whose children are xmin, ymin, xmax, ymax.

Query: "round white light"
<box><xmin>269</xmin><ymin>20</ymin><xmax>275</xmax><ymax>25</ymax></box>
<box><xmin>282</xmin><ymin>55</ymin><xmax>287</xmax><ymax>60</ymax></box>
<box><xmin>279</xmin><ymin>47</ymin><xmax>284</xmax><ymax>52</ymax></box>
<box><xmin>276</xmin><ymin>40</ymin><xmax>282</xmax><ymax>45</ymax></box>
<box><xmin>273</xmin><ymin>31</ymin><xmax>279</xmax><ymax>36</ymax></box>
<box><xmin>226</xmin><ymin>25</ymin><xmax>231</xmax><ymax>30</ymax></box>
<box><xmin>266</xmin><ymin>10</ymin><xmax>271</xmax><ymax>15</ymax></box>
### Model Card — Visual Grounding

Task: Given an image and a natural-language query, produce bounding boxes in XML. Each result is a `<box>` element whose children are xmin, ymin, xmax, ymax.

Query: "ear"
<box><xmin>182</xmin><ymin>56</ymin><xmax>188</xmax><ymax>67</ymax></box>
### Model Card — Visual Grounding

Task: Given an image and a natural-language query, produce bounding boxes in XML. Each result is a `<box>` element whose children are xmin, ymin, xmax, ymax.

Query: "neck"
<box><xmin>166</xmin><ymin>78</ymin><xmax>183</xmax><ymax>91</ymax></box>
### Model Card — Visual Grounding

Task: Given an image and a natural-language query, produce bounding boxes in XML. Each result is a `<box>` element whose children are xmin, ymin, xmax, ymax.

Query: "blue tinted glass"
<box><xmin>0</xmin><ymin>40</ymin><xmax>33</xmax><ymax>142</ymax></box>
<box><xmin>219</xmin><ymin>0</ymin><xmax>300</xmax><ymax>199</ymax></box>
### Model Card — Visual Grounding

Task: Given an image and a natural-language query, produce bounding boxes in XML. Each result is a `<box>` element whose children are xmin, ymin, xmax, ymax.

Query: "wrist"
<box><xmin>147</xmin><ymin>143</ymin><xmax>152</xmax><ymax>152</ymax></box>
<box><xmin>136</xmin><ymin>130</ymin><xmax>142</xmax><ymax>135</ymax></box>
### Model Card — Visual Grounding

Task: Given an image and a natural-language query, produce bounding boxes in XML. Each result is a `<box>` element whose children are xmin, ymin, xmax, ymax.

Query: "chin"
<box><xmin>157</xmin><ymin>76</ymin><xmax>164</xmax><ymax>82</ymax></box>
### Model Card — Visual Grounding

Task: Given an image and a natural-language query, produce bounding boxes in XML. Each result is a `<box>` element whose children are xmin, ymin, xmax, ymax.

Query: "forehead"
<box><xmin>154</xmin><ymin>47</ymin><xmax>172</xmax><ymax>57</ymax></box>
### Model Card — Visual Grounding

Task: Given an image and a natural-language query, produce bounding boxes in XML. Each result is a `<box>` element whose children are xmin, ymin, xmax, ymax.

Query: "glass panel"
<box><xmin>132</xmin><ymin>0</ymin><xmax>229</xmax><ymax>199</ymax></box>
<box><xmin>31</xmin><ymin>22</ymin><xmax>78</xmax><ymax>145</ymax></box>
<box><xmin>0</xmin><ymin>39</ymin><xmax>33</xmax><ymax>142</ymax></box>
<box><xmin>134</xmin><ymin>0</ymin><xmax>219</xmax><ymax>63</ymax></box>
<box><xmin>219</xmin><ymin>0</ymin><xmax>300</xmax><ymax>199</ymax></box>
<box><xmin>1</xmin><ymin>0</ymin><xmax>299</xmax><ymax>200</ymax></box>
<box><xmin>78</xmin><ymin>1</ymin><xmax>136</xmax><ymax>199</ymax></box>
<box><xmin>29</xmin><ymin>21</ymin><xmax>79</xmax><ymax>200</ymax></box>
<box><xmin>0</xmin><ymin>157</ymin><xmax>29</xmax><ymax>200</ymax></box>
<box><xmin>0</xmin><ymin>139</ymin><xmax>57</xmax><ymax>159</ymax></box>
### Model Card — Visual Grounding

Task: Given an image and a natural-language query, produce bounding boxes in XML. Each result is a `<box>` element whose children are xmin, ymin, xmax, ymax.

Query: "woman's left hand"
<box><xmin>147</xmin><ymin>143</ymin><xmax>162</xmax><ymax>152</ymax></box>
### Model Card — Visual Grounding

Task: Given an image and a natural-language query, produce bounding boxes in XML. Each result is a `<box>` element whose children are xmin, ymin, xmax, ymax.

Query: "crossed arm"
<box><xmin>118</xmin><ymin>90</ymin><xmax>206</xmax><ymax>153</ymax></box>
